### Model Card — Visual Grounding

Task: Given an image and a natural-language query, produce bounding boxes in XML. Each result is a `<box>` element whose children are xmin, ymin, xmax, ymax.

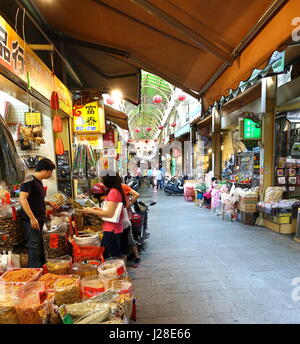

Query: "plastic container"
<box><xmin>0</xmin><ymin>268</ymin><xmax>43</xmax><ymax>283</ymax></box>
<box><xmin>44</xmin><ymin>255</ymin><xmax>72</xmax><ymax>275</ymax></box>
<box><xmin>53</xmin><ymin>275</ymin><xmax>81</xmax><ymax>306</ymax></box>
<box><xmin>70</xmin><ymin>262</ymin><xmax>99</xmax><ymax>279</ymax></box>
<box><xmin>81</xmin><ymin>275</ymin><xmax>108</xmax><ymax>299</ymax></box>
<box><xmin>98</xmin><ymin>259</ymin><xmax>127</xmax><ymax>280</ymax></box>
<box><xmin>38</xmin><ymin>273</ymin><xmax>70</xmax><ymax>292</ymax></box>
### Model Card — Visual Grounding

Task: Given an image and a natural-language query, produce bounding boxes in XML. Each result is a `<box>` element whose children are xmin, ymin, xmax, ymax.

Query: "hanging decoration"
<box><xmin>158</xmin><ymin>125</ymin><xmax>164</xmax><ymax>130</ymax></box>
<box><xmin>152</xmin><ymin>95</ymin><xmax>162</xmax><ymax>104</ymax></box>
<box><xmin>146</xmin><ymin>127</ymin><xmax>152</xmax><ymax>132</ymax></box>
<box><xmin>50</xmin><ymin>91</ymin><xmax>59</xmax><ymax>110</ymax></box>
<box><xmin>177</xmin><ymin>93</ymin><xmax>186</xmax><ymax>102</ymax></box>
<box><xmin>134</xmin><ymin>128</ymin><xmax>141</xmax><ymax>133</ymax></box>
<box><xmin>170</xmin><ymin>123</ymin><xmax>176</xmax><ymax>128</ymax></box>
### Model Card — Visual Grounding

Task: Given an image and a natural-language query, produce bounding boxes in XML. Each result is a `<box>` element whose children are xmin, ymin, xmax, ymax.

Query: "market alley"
<box><xmin>130</xmin><ymin>187</ymin><xmax>300</xmax><ymax>324</ymax></box>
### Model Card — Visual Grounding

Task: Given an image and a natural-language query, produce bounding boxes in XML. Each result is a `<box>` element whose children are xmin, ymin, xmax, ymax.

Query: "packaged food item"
<box><xmin>0</xmin><ymin>204</ymin><xmax>24</xmax><ymax>248</ymax></box>
<box><xmin>112</xmin><ymin>279</ymin><xmax>134</xmax><ymax>296</ymax></box>
<box><xmin>15</xmin><ymin>281</ymin><xmax>49</xmax><ymax>324</ymax></box>
<box><xmin>54</xmin><ymin>276</ymin><xmax>81</xmax><ymax>306</ymax></box>
<box><xmin>44</xmin><ymin>255</ymin><xmax>72</xmax><ymax>275</ymax></box>
<box><xmin>0</xmin><ymin>283</ymin><xmax>19</xmax><ymax>324</ymax></box>
<box><xmin>73</xmin><ymin>233</ymin><xmax>100</xmax><ymax>247</ymax></box>
<box><xmin>0</xmin><ymin>268</ymin><xmax>42</xmax><ymax>283</ymax></box>
<box><xmin>81</xmin><ymin>276</ymin><xmax>108</xmax><ymax>299</ymax></box>
<box><xmin>74</xmin><ymin>308</ymin><xmax>110</xmax><ymax>324</ymax></box>
<box><xmin>70</xmin><ymin>262</ymin><xmax>99</xmax><ymax>279</ymax></box>
<box><xmin>66</xmin><ymin>301</ymin><xmax>110</xmax><ymax>319</ymax></box>
<box><xmin>98</xmin><ymin>259</ymin><xmax>127</xmax><ymax>280</ymax></box>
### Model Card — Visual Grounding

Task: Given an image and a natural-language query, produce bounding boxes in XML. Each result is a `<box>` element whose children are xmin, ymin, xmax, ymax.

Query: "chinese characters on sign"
<box><xmin>25</xmin><ymin>112</ymin><xmax>41</xmax><ymax>126</ymax></box>
<box><xmin>74</xmin><ymin>101</ymin><xmax>105</xmax><ymax>134</ymax></box>
<box><xmin>243</xmin><ymin>119</ymin><xmax>261</xmax><ymax>140</ymax></box>
<box><xmin>0</xmin><ymin>15</ymin><xmax>72</xmax><ymax>116</ymax></box>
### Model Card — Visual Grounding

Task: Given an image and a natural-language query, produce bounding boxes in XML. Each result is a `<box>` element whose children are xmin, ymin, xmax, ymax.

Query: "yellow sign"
<box><xmin>77</xmin><ymin>134</ymin><xmax>103</xmax><ymax>149</ymax></box>
<box><xmin>25</xmin><ymin>112</ymin><xmax>41</xmax><ymax>126</ymax></box>
<box><xmin>116</xmin><ymin>141</ymin><xmax>122</xmax><ymax>154</ymax></box>
<box><xmin>73</xmin><ymin>101</ymin><xmax>105</xmax><ymax>134</ymax></box>
<box><xmin>0</xmin><ymin>16</ymin><xmax>72</xmax><ymax>117</ymax></box>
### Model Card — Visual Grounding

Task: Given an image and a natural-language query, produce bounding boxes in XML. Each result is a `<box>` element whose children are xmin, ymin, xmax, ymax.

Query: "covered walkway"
<box><xmin>130</xmin><ymin>187</ymin><xmax>300</xmax><ymax>324</ymax></box>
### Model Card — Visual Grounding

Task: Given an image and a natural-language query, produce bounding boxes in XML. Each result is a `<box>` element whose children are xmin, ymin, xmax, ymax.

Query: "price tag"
<box><xmin>49</xmin><ymin>234</ymin><xmax>59</xmax><ymax>248</ymax></box>
<box><xmin>83</xmin><ymin>286</ymin><xmax>105</xmax><ymax>298</ymax></box>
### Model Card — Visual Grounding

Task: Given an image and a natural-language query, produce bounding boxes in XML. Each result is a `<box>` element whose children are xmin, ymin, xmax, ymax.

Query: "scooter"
<box><xmin>131</xmin><ymin>200</ymin><xmax>156</xmax><ymax>245</ymax></box>
<box><xmin>127</xmin><ymin>176</ymin><xmax>140</xmax><ymax>191</ymax></box>
<box><xmin>164</xmin><ymin>176</ymin><xmax>184</xmax><ymax>196</ymax></box>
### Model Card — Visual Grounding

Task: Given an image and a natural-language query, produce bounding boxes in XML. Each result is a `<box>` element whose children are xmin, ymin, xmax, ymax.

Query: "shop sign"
<box><xmin>25</xmin><ymin>112</ymin><xmax>41</xmax><ymax>126</ymax></box>
<box><xmin>77</xmin><ymin>134</ymin><xmax>103</xmax><ymax>149</ymax></box>
<box><xmin>103</xmin><ymin>128</ymin><xmax>115</xmax><ymax>148</ymax></box>
<box><xmin>0</xmin><ymin>16</ymin><xmax>72</xmax><ymax>116</ymax></box>
<box><xmin>241</xmin><ymin>118</ymin><xmax>261</xmax><ymax>140</ymax></box>
<box><xmin>103</xmin><ymin>148</ymin><xmax>116</xmax><ymax>158</ymax></box>
<box><xmin>287</xmin><ymin>111</ymin><xmax>300</xmax><ymax>123</ymax></box>
<box><xmin>73</xmin><ymin>101</ymin><xmax>105</xmax><ymax>134</ymax></box>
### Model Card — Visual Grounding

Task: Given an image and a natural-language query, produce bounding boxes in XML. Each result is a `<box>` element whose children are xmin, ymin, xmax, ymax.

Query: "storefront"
<box><xmin>191</xmin><ymin>115</ymin><xmax>212</xmax><ymax>180</ymax></box>
<box><xmin>220</xmin><ymin>84</ymin><xmax>262</xmax><ymax>189</ymax></box>
<box><xmin>0</xmin><ymin>15</ymin><xmax>73</xmax><ymax>197</ymax></box>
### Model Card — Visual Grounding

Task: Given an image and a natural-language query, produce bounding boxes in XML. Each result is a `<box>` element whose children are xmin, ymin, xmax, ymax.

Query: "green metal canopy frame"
<box><xmin>126</xmin><ymin>71</ymin><xmax>175</xmax><ymax>139</ymax></box>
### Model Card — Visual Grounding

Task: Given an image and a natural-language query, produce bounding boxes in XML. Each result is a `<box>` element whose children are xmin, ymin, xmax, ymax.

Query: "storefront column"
<box><xmin>261</xmin><ymin>76</ymin><xmax>277</xmax><ymax>198</ymax></box>
<box><xmin>212</xmin><ymin>107</ymin><xmax>221</xmax><ymax>179</ymax></box>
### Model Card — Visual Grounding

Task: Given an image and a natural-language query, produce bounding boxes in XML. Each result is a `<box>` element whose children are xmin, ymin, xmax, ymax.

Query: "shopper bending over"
<box><xmin>19</xmin><ymin>158</ymin><xmax>59</xmax><ymax>268</ymax></box>
<box><xmin>82</xmin><ymin>174</ymin><xmax>126</xmax><ymax>259</ymax></box>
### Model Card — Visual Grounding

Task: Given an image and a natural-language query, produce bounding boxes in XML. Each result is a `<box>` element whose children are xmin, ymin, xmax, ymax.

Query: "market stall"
<box><xmin>0</xmin><ymin>194</ymin><xmax>136</xmax><ymax>324</ymax></box>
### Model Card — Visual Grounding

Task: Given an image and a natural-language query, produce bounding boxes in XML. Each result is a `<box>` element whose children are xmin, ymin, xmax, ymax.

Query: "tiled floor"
<box><xmin>128</xmin><ymin>186</ymin><xmax>300</xmax><ymax>324</ymax></box>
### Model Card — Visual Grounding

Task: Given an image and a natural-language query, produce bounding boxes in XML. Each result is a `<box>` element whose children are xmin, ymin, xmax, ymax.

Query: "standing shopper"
<box><xmin>83</xmin><ymin>174</ymin><xmax>126</xmax><ymax>259</ymax></box>
<box><xmin>120</xmin><ymin>182</ymin><xmax>141</xmax><ymax>267</ymax></box>
<box><xmin>19</xmin><ymin>158</ymin><xmax>59</xmax><ymax>268</ymax></box>
<box><xmin>156</xmin><ymin>168</ymin><xmax>163</xmax><ymax>189</ymax></box>
<box><xmin>147</xmin><ymin>168</ymin><xmax>154</xmax><ymax>188</ymax></box>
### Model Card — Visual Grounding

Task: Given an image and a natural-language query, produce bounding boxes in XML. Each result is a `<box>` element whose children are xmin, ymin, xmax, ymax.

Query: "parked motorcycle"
<box><xmin>131</xmin><ymin>200</ymin><xmax>156</xmax><ymax>245</ymax></box>
<box><xmin>164</xmin><ymin>176</ymin><xmax>184</xmax><ymax>196</ymax></box>
<box><xmin>127</xmin><ymin>176</ymin><xmax>140</xmax><ymax>191</ymax></box>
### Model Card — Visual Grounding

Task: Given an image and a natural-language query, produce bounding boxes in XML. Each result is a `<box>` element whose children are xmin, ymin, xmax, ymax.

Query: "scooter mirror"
<box><xmin>150</xmin><ymin>202</ymin><xmax>157</xmax><ymax>206</ymax></box>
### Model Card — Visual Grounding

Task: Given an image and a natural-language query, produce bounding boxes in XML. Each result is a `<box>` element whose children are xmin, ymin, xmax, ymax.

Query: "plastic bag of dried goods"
<box><xmin>0</xmin><ymin>282</ymin><xmax>20</xmax><ymax>324</ymax></box>
<box><xmin>15</xmin><ymin>281</ymin><xmax>49</xmax><ymax>324</ymax></box>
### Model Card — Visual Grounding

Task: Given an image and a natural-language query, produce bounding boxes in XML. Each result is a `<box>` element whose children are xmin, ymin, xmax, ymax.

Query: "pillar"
<box><xmin>260</xmin><ymin>76</ymin><xmax>277</xmax><ymax>199</ymax></box>
<box><xmin>212</xmin><ymin>107</ymin><xmax>222</xmax><ymax>179</ymax></box>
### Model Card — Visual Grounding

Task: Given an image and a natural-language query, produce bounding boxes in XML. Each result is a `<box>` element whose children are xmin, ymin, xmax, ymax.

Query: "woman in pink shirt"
<box><xmin>82</xmin><ymin>174</ymin><xmax>126</xmax><ymax>259</ymax></box>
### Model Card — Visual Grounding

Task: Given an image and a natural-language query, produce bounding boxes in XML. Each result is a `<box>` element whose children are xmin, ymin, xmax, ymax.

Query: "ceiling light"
<box><xmin>111</xmin><ymin>90</ymin><xmax>123</xmax><ymax>102</ymax></box>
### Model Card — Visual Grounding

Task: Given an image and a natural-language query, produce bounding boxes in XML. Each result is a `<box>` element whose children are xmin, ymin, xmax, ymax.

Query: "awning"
<box><xmin>174</xmin><ymin>123</ymin><xmax>190</xmax><ymax>139</ymax></box>
<box><xmin>18</xmin><ymin>0</ymin><xmax>292</xmax><ymax>107</ymax></box>
<box><xmin>104</xmin><ymin>105</ymin><xmax>129</xmax><ymax>130</ymax></box>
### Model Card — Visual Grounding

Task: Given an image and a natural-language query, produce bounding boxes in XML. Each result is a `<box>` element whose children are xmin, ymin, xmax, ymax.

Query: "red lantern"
<box><xmin>50</xmin><ymin>91</ymin><xmax>59</xmax><ymax>110</ymax></box>
<box><xmin>170</xmin><ymin>123</ymin><xmax>176</xmax><ymax>127</ymax></box>
<box><xmin>146</xmin><ymin>127</ymin><xmax>152</xmax><ymax>132</ymax></box>
<box><xmin>145</xmin><ymin>140</ymin><xmax>148</xmax><ymax>143</ymax></box>
<box><xmin>106</xmin><ymin>96</ymin><xmax>114</xmax><ymax>105</ymax></box>
<box><xmin>134</xmin><ymin>128</ymin><xmax>141</xmax><ymax>133</ymax></box>
<box><xmin>158</xmin><ymin>125</ymin><xmax>164</xmax><ymax>130</ymax></box>
<box><xmin>153</xmin><ymin>95</ymin><xmax>162</xmax><ymax>104</ymax></box>
<box><xmin>177</xmin><ymin>93</ymin><xmax>186</xmax><ymax>101</ymax></box>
